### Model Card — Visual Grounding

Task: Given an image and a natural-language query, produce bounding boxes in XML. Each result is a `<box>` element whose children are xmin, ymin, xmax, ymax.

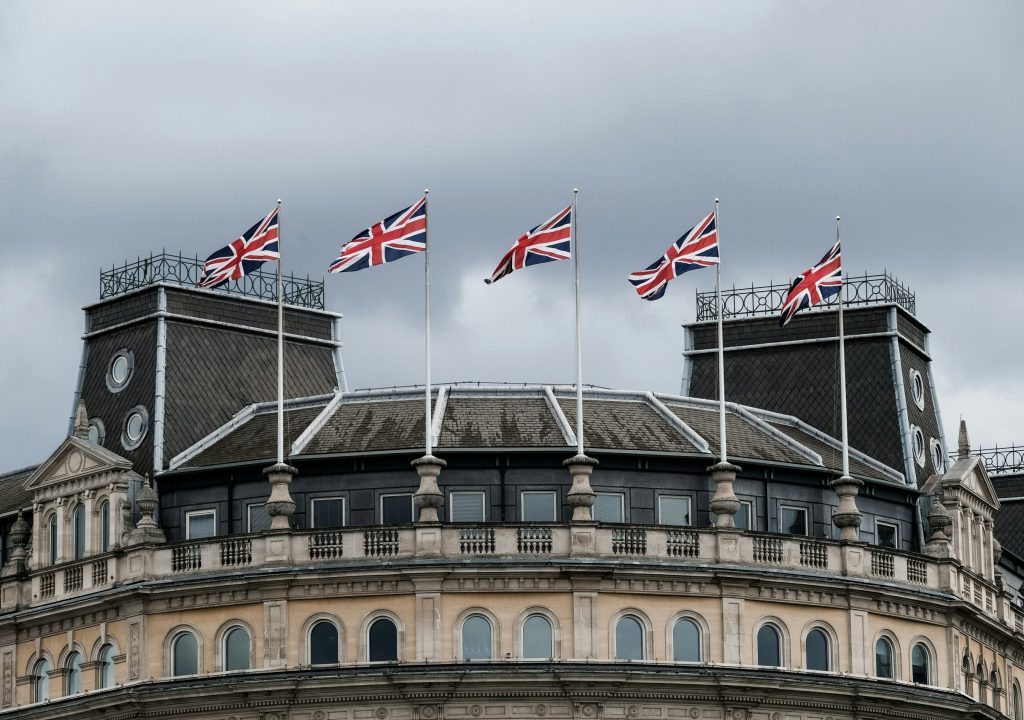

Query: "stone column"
<box><xmin>564</xmin><ymin>454</ymin><xmax>598</xmax><ymax>522</ymax></box>
<box><xmin>708</xmin><ymin>461</ymin><xmax>742</xmax><ymax>528</ymax></box>
<box><xmin>831</xmin><ymin>475</ymin><xmax>864</xmax><ymax>542</ymax></box>
<box><xmin>1</xmin><ymin>512</ymin><xmax>29</xmax><ymax>577</ymax></box>
<box><xmin>263</xmin><ymin>463</ymin><xmax>297</xmax><ymax>531</ymax></box>
<box><xmin>412</xmin><ymin>455</ymin><xmax>446</xmax><ymax>523</ymax></box>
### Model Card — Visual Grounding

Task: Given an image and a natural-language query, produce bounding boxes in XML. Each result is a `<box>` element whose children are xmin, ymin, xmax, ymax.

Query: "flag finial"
<box><xmin>573</xmin><ymin>188</ymin><xmax>578</xmax><ymax>194</ymax></box>
<box><xmin>424</xmin><ymin>188</ymin><xmax>430</xmax><ymax>196</ymax></box>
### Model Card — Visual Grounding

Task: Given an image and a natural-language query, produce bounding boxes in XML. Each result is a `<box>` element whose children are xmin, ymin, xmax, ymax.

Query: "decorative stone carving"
<box><xmin>2</xmin><ymin>651</ymin><xmax>11</xmax><ymax>708</ymax></box>
<box><xmin>831</xmin><ymin>475</ymin><xmax>864</xmax><ymax>542</ymax></box>
<box><xmin>129</xmin><ymin>621</ymin><xmax>141</xmax><ymax>680</ymax></box>
<box><xmin>74</xmin><ymin>400</ymin><xmax>90</xmax><ymax>440</ymax></box>
<box><xmin>264</xmin><ymin>462</ymin><xmax>298</xmax><ymax>530</ymax></box>
<box><xmin>127</xmin><ymin>475</ymin><xmax>165</xmax><ymax>545</ymax></box>
<box><xmin>564</xmin><ymin>454</ymin><xmax>598</xmax><ymax>522</ymax></box>
<box><xmin>925</xmin><ymin>492</ymin><xmax>953</xmax><ymax>559</ymax></box>
<box><xmin>708</xmin><ymin>461</ymin><xmax>742</xmax><ymax>527</ymax></box>
<box><xmin>412</xmin><ymin>455</ymin><xmax>446</xmax><ymax>523</ymax></box>
<box><xmin>1</xmin><ymin>510</ymin><xmax>29</xmax><ymax>577</ymax></box>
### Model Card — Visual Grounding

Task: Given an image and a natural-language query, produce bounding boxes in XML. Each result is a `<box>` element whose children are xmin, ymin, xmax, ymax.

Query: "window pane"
<box><xmin>34</xmin><ymin>660</ymin><xmax>49</xmax><ymax>702</ymax></box>
<box><xmin>369</xmin><ymin>618</ymin><xmax>398</xmax><ymax>662</ymax></box>
<box><xmin>877</xmin><ymin>523</ymin><xmax>898</xmax><ymax>549</ymax></box>
<box><xmin>172</xmin><ymin>633</ymin><xmax>199</xmax><ymax>676</ymax></box>
<box><xmin>225</xmin><ymin>627</ymin><xmax>251</xmax><ymax>671</ymax></box>
<box><xmin>73</xmin><ymin>505</ymin><xmax>85</xmax><ymax>560</ymax></box>
<box><xmin>594</xmin><ymin>494</ymin><xmax>624</xmax><ymax>523</ymax></box>
<box><xmin>99</xmin><ymin>645</ymin><xmax>115</xmax><ymax>688</ymax></box>
<box><xmin>615</xmin><ymin>616</ymin><xmax>644</xmax><ymax>661</ymax></box>
<box><xmin>313</xmin><ymin>498</ymin><xmax>345</xmax><ymax>528</ymax></box>
<box><xmin>382</xmin><ymin>495</ymin><xmax>413</xmax><ymax>525</ymax></box>
<box><xmin>310</xmin><ymin>621</ymin><xmax>339</xmax><ymax>665</ymax></box>
<box><xmin>875</xmin><ymin>638</ymin><xmax>893</xmax><ymax>678</ymax></box>
<box><xmin>659</xmin><ymin>497</ymin><xmax>690</xmax><ymax>527</ymax></box>
<box><xmin>49</xmin><ymin>516</ymin><xmax>57</xmax><ymax>565</ymax></box>
<box><xmin>100</xmin><ymin>501</ymin><xmax>110</xmax><ymax>552</ymax></box>
<box><xmin>188</xmin><ymin>512</ymin><xmax>216</xmax><ymax>539</ymax></box>
<box><xmin>66</xmin><ymin>652</ymin><xmax>82</xmax><ymax>694</ymax></box>
<box><xmin>462</xmin><ymin>615</ymin><xmax>492</xmax><ymax>660</ymax></box>
<box><xmin>521</xmin><ymin>492</ymin><xmax>556</xmax><ymax>522</ymax></box>
<box><xmin>780</xmin><ymin>507</ymin><xmax>807</xmax><ymax>536</ymax></box>
<box><xmin>451</xmin><ymin>492</ymin><xmax>485</xmax><ymax>522</ymax></box>
<box><xmin>672</xmin><ymin>618</ymin><xmax>701</xmax><ymax>662</ymax></box>
<box><xmin>909</xmin><ymin>644</ymin><xmax>927</xmax><ymax>684</ymax></box>
<box><xmin>806</xmin><ymin>629</ymin><xmax>829</xmax><ymax>671</ymax></box>
<box><xmin>757</xmin><ymin>625</ymin><xmax>781</xmax><ymax>667</ymax></box>
<box><xmin>735</xmin><ymin>502</ymin><xmax>751</xmax><ymax>530</ymax></box>
<box><xmin>248</xmin><ymin>504</ymin><xmax>272</xmax><ymax>533</ymax></box>
<box><xmin>523</xmin><ymin>615</ymin><xmax>553</xmax><ymax>660</ymax></box>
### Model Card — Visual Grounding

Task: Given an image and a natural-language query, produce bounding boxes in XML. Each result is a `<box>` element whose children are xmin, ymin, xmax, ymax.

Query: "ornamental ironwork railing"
<box><xmin>695</xmin><ymin>272</ymin><xmax>915</xmax><ymax>321</ymax></box>
<box><xmin>99</xmin><ymin>252</ymin><xmax>325</xmax><ymax>309</ymax></box>
<box><xmin>960</xmin><ymin>445</ymin><xmax>1024</xmax><ymax>476</ymax></box>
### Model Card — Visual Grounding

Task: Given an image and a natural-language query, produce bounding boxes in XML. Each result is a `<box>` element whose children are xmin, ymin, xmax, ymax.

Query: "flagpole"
<box><xmin>275</xmin><ymin>199</ymin><xmax>284</xmax><ymax>464</ymax></box>
<box><xmin>424</xmin><ymin>190</ymin><xmax>433</xmax><ymax>457</ymax></box>
<box><xmin>836</xmin><ymin>215</ymin><xmax>849</xmax><ymax>477</ymax></box>
<box><xmin>572</xmin><ymin>189</ymin><xmax>584</xmax><ymax>455</ymax></box>
<box><xmin>714</xmin><ymin>198</ymin><xmax>727</xmax><ymax>464</ymax></box>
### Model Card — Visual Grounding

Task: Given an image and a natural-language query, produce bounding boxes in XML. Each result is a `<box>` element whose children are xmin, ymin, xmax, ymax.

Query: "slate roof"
<box><xmin>0</xmin><ymin>466</ymin><xmax>36</xmax><ymax>517</ymax></box>
<box><xmin>994</xmin><ymin>502</ymin><xmax>1024</xmax><ymax>560</ymax></box>
<box><xmin>169</xmin><ymin>385</ymin><xmax>905</xmax><ymax>486</ymax></box>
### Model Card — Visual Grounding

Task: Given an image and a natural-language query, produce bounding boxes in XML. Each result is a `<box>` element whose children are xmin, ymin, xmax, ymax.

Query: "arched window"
<box><xmin>224</xmin><ymin>627</ymin><xmax>251</xmax><ymax>671</ymax></box>
<box><xmin>73</xmin><ymin>504</ymin><xmax>86</xmax><ymax>560</ymax></box>
<box><xmin>66</xmin><ymin>651</ymin><xmax>82</xmax><ymax>694</ymax></box>
<box><xmin>310</xmin><ymin>620</ymin><xmax>339</xmax><ymax>665</ymax></box>
<box><xmin>672</xmin><ymin>618</ymin><xmax>701</xmax><ymax>663</ymax></box>
<box><xmin>461</xmin><ymin>615</ymin><xmax>492</xmax><ymax>660</ymax></box>
<box><xmin>98</xmin><ymin>644</ymin><xmax>115</xmax><ymax>689</ymax></box>
<box><xmin>32</xmin><ymin>659</ymin><xmax>49</xmax><ymax>703</ymax></box>
<box><xmin>368</xmin><ymin>618</ymin><xmax>398</xmax><ymax>662</ymax></box>
<box><xmin>171</xmin><ymin>632</ymin><xmax>199</xmax><ymax>677</ymax></box>
<box><xmin>963</xmin><ymin>655</ymin><xmax>974</xmax><ymax>695</ymax></box>
<box><xmin>48</xmin><ymin>515</ymin><xmax>58</xmax><ymax>565</ymax></box>
<box><xmin>805</xmin><ymin>628</ymin><xmax>830</xmax><ymax>671</ymax></box>
<box><xmin>1012</xmin><ymin>680</ymin><xmax>1022</xmax><ymax>719</ymax></box>
<box><xmin>911</xmin><ymin>643</ymin><xmax>930</xmax><ymax>684</ymax></box>
<box><xmin>99</xmin><ymin>500</ymin><xmax>111</xmax><ymax>553</ymax></box>
<box><xmin>875</xmin><ymin>637</ymin><xmax>894</xmax><ymax>679</ymax></box>
<box><xmin>757</xmin><ymin>624</ymin><xmax>782</xmax><ymax>667</ymax></box>
<box><xmin>522</xmin><ymin>615</ymin><xmax>553</xmax><ymax>660</ymax></box>
<box><xmin>615</xmin><ymin>615</ymin><xmax>644</xmax><ymax>661</ymax></box>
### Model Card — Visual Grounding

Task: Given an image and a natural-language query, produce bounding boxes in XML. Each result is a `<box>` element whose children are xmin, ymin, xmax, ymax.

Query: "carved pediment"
<box><xmin>922</xmin><ymin>456</ymin><xmax>1001</xmax><ymax>515</ymax></box>
<box><xmin>24</xmin><ymin>436</ymin><xmax>132</xmax><ymax>497</ymax></box>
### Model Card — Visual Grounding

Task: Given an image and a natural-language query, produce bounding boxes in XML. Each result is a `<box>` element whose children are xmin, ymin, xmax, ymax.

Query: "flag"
<box><xmin>198</xmin><ymin>206</ymin><xmax>280</xmax><ymax>289</ymax></box>
<box><xmin>779</xmin><ymin>241</ymin><xmax>842</xmax><ymax>326</ymax></box>
<box><xmin>330</xmin><ymin>198</ymin><xmax>427</xmax><ymax>273</ymax></box>
<box><xmin>627</xmin><ymin>211</ymin><xmax>719</xmax><ymax>301</ymax></box>
<box><xmin>485</xmin><ymin>205</ymin><xmax>572</xmax><ymax>284</ymax></box>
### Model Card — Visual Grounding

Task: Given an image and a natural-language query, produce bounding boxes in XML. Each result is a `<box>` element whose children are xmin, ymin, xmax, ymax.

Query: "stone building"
<box><xmin>0</xmin><ymin>256</ymin><xmax>1021</xmax><ymax>720</ymax></box>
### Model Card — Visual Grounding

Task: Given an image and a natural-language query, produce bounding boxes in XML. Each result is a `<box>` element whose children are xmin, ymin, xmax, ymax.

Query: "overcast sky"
<box><xmin>1</xmin><ymin>1</ymin><xmax>1021</xmax><ymax>472</ymax></box>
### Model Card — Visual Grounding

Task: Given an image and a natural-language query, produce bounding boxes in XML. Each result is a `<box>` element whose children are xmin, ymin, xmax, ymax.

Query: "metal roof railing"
<box><xmin>99</xmin><ymin>252</ymin><xmax>325</xmax><ymax>309</ymax></box>
<box><xmin>962</xmin><ymin>445</ymin><xmax>1024</xmax><ymax>476</ymax></box>
<box><xmin>696</xmin><ymin>271</ymin><xmax>916</xmax><ymax>321</ymax></box>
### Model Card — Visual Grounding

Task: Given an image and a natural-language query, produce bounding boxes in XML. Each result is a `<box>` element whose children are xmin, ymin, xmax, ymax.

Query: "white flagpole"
<box><xmin>714</xmin><ymin>198</ymin><xmax>727</xmax><ymax>464</ymax></box>
<box><xmin>572</xmin><ymin>188</ymin><xmax>583</xmax><ymax>455</ymax></box>
<box><xmin>836</xmin><ymin>215</ymin><xmax>849</xmax><ymax>477</ymax></box>
<box><xmin>276</xmin><ymin>199</ymin><xmax>284</xmax><ymax>464</ymax></box>
<box><xmin>424</xmin><ymin>190</ymin><xmax>433</xmax><ymax>457</ymax></box>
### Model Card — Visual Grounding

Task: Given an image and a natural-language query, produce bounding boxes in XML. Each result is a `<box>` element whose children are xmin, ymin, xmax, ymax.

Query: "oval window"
<box><xmin>87</xmin><ymin>418</ymin><xmax>106</xmax><ymax>445</ymax></box>
<box><xmin>106</xmin><ymin>350</ymin><xmax>135</xmax><ymax>392</ymax></box>
<box><xmin>121</xmin><ymin>406</ymin><xmax>150</xmax><ymax>450</ymax></box>
<box><xmin>911</xmin><ymin>426</ymin><xmax>926</xmax><ymax>468</ymax></box>
<box><xmin>909</xmin><ymin>369</ymin><xmax>926</xmax><ymax>411</ymax></box>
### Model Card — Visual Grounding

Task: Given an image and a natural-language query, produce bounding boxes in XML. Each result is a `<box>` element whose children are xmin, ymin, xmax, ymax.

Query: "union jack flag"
<box><xmin>627</xmin><ymin>211</ymin><xmax>719</xmax><ymax>301</ymax></box>
<box><xmin>779</xmin><ymin>241</ymin><xmax>843</xmax><ymax>326</ymax></box>
<box><xmin>330</xmin><ymin>198</ymin><xmax>426</xmax><ymax>273</ymax></box>
<box><xmin>198</xmin><ymin>206</ymin><xmax>280</xmax><ymax>289</ymax></box>
<box><xmin>485</xmin><ymin>205</ymin><xmax>572</xmax><ymax>285</ymax></box>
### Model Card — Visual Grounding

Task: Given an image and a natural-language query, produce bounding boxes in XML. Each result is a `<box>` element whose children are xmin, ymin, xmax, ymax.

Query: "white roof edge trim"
<box><xmin>431</xmin><ymin>386</ymin><xmax>449</xmax><ymax>448</ymax></box>
<box><xmin>544</xmin><ymin>385</ymin><xmax>576</xmax><ymax>447</ymax></box>
<box><xmin>291</xmin><ymin>390</ymin><xmax>346</xmax><ymax>456</ymax></box>
<box><xmin>644</xmin><ymin>392</ymin><xmax>710</xmax><ymax>454</ymax></box>
<box><xmin>745</xmin><ymin>406</ymin><xmax>905</xmax><ymax>483</ymax></box>
<box><xmin>728</xmin><ymin>403</ymin><xmax>823</xmax><ymax>466</ymax></box>
<box><xmin>168</xmin><ymin>403</ymin><xmax>259</xmax><ymax>470</ymax></box>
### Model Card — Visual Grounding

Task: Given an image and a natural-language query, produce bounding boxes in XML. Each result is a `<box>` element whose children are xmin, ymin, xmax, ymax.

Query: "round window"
<box><xmin>930</xmin><ymin>438</ymin><xmax>945</xmax><ymax>474</ymax></box>
<box><xmin>909</xmin><ymin>369</ymin><xmax>925</xmax><ymax>411</ymax></box>
<box><xmin>912</xmin><ymin>425</ymin><xmax>926</xmax><ymax>468</ymax></box>
<box><xmin>106</xmin><ymin>350</ymin><xmax>135</xmax><ymax>393</ymax></box>
<box><xmin>87</xmin><ymin>418</ymin><xmax>106</xmax><ymax>445</ymax></box>
<box><xmin>121</xmin><ymin>406</ymin><xmax>149</xmax><ymax>450</ymax></box>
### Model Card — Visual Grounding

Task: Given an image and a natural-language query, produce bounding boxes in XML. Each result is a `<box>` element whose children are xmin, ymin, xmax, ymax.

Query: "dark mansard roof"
<box><xmin>165</xmin><ymin>384</ymin><xmax>906</xmax><ymax>485</ymax></box>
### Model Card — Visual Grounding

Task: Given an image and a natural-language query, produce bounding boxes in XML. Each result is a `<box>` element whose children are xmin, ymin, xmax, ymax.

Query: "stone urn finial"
<box><xmin>924</xmin><ymin>492</ymin><xmax>953</xmax><ymax>558</ymax></box>
<box><xmin>263</xmin><ymin>463</ymin><xmax>298</xmax><ymax>531</ymax></box>
<box><xmin>831</xmin><ymin>474</ymin><xmax>864</xmax><ymax>542</ymax></box>
<box><xmin>564</xmin><ymin>454</ymin><xmax>598</xmax><ymax>523</ymax></box>
<box><xmin>1</xmin><ymin>510</ymin><xmax>30</xmax><ymax>576</ymax></box>
<box><xmin>412</xmin><ymin>455</ymin><xmax>446</xmax><ymax>523</ymax></box>
<box><xmin>128</xmin><ymin>474</ymin><xmax>166</xmax><ymax>544</ymax></box>
<box><xmin>708</xmin><ymin>461</ymin><xmax>742</xmax><ymax>528</ymax></box>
